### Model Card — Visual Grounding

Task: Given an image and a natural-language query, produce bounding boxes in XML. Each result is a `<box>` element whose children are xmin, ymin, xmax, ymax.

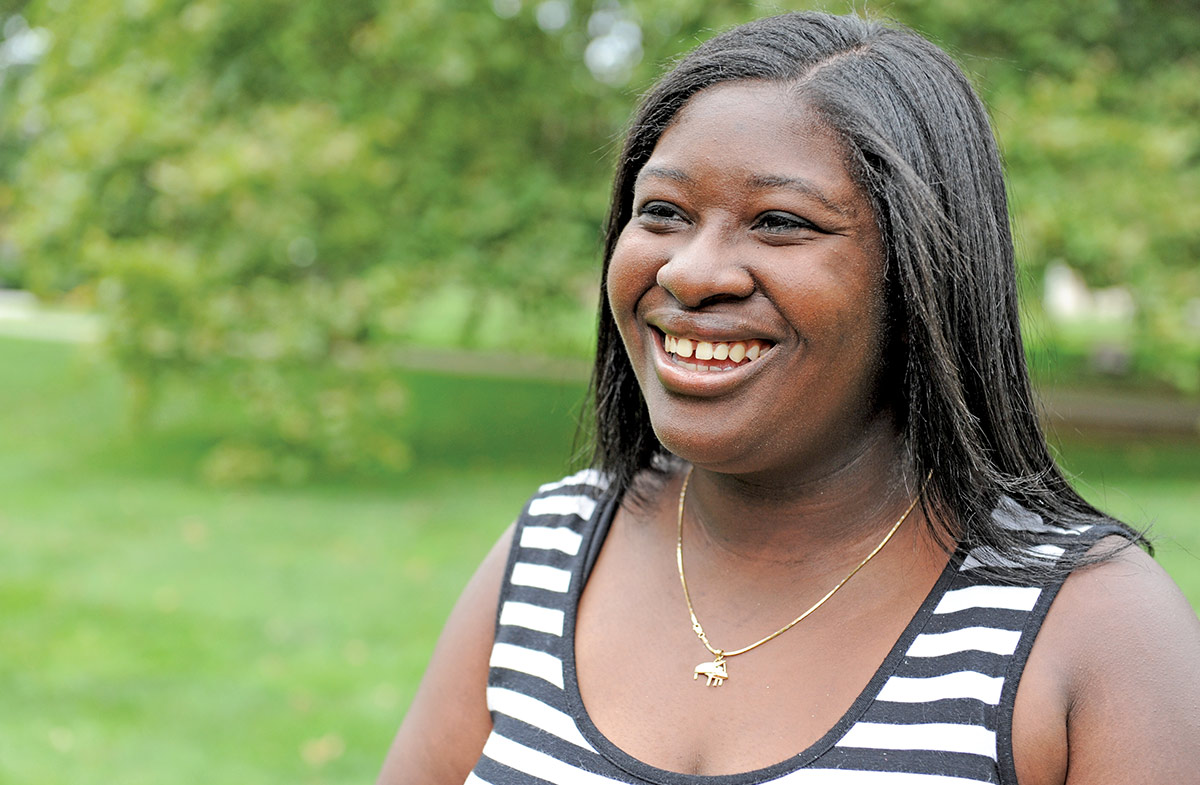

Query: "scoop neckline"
<box><xmin>560</xmin><ymin>489</ymin><xmax>965</xmax><ymax>785</ymax></box>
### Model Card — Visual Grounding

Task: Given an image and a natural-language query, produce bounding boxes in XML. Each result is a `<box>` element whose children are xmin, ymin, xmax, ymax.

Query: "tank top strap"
<box><xmin>475</xmin><ymin>479</ymin><xmax>1137</xmax><ymax>785</ymax></box>
<box><xmin>475</xmin><ymin>471</ymin><xmax>620</xmax><ymax>783</ymax></box>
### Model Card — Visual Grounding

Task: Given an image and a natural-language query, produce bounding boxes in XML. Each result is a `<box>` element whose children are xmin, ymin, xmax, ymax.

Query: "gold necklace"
<box><xmin>676</xmin><ymin>467</ymin><xmax>928</xmax><ymax>686</ymax></box>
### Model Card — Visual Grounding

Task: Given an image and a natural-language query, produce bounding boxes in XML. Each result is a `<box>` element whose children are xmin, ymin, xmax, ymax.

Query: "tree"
<box><xmin>1</xmin><ymin>0</ymin><xmax>1195</xmax><ymax>480</ymax></box>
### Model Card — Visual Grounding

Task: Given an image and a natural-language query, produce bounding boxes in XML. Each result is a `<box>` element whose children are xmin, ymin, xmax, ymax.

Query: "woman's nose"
<box><xmin>654</xmin><ymin>231</ymin><xmax>755</xmax><ymax>308</ymax></box>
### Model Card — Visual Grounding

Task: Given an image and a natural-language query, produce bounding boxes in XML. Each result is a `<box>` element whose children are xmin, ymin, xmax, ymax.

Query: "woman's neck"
<box><xmin>680</xmin><ymin>433</ymin><xmax>926</xmax><ymax>569</ymax></box>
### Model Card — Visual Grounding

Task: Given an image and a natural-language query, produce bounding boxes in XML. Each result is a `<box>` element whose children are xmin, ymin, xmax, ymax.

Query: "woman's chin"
<box><xmin>650</xmin><ymin>420</ymin><xmax>772</xmax><ymax>477</ymax></box>
<box><xmin>649</xmin><ymin>405</ymin><xmax>901</xmax><ymax>485</ymax></box>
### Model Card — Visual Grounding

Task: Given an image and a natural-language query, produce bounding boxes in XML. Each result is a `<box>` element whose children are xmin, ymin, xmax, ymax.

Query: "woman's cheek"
<box><xmin>606</xmin><ymin>230</ymin><xmax>655</xmax><ymax>324</ymax></box>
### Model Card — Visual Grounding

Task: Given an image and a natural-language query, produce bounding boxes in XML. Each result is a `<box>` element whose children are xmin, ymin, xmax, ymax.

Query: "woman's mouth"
<box><xmin>658</xmin><ymin>330</ymin><xmax>774</xmax><ymax>372</ymax></box>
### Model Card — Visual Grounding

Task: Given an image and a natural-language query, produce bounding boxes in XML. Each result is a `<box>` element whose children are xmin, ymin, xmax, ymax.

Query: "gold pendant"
<box><xmin>693</xmin><ymin>656</ymin><xmax>728</xmax><ymax>686</ymax></box>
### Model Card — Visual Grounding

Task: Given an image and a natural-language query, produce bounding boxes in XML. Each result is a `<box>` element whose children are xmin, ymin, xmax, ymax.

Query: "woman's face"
<box><xmin>607</xmin><ymin>81</ymin><xmax>896</xmax><ymax>481</ymax></box>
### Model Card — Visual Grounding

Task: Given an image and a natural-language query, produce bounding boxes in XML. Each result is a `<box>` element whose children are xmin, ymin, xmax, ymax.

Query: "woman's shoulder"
<box><xmin>378</xmin><ymin>468</ymin><xmax>616</xmax><ymax>782</ymax></box>
<box><xmin>1047</xmin><ymin>537</ymin><xmax>1199</xmax><ymax>692</ymax></box>
<box><xmin>523</xmin><ymin>469</ymin><xmax>613</xmax><ymax>509</ymax></box>
<box><xmin>1015</xmin><ymin>536</ymin><xmax>1200</xmax><ymax>784</ymax></box>
<box><xmin>510</xmin><ymin>468</ymin><xmax>614</xmax><ymax>540</ymax></box>
<box><xmin>377</xmin><ymin>519</ymin><xmax>516</xmax><ymax>784</ymax></box>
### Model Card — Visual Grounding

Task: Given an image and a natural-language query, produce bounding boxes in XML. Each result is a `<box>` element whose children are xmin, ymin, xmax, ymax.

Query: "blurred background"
<box><xmin>0</xmin><ymin>0</ymin><xmax>1196</xmax><ymax>782</ymax></box>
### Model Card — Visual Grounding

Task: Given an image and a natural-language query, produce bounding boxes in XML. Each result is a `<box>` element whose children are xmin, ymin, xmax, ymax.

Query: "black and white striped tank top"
<box><xmin>468</xmin><ymin>470</ymin><xmax>1118</xmax><ymax>785</ymax></box>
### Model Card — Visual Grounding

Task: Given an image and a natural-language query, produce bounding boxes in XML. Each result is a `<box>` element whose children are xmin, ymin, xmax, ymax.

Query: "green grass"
<box><xmin>0</xmin><ymin>335</ymin><xmax>1196</xmax><ymax>783</ymax></box>
<box><xmin>1052</xmin><ymin>436</ymin><xmax>1200</xmax><ymax>602</ymax></box>
<box><xmin>0</xmin><ymin>337</ymin><xmax>581</xmax><ymax>784</ymax></box>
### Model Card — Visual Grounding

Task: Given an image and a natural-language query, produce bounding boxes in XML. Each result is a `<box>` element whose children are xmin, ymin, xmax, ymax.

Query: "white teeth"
<box><xmin>662</xmin><ymin>332</ymin><xmax>770</xmax><ymax>369</ymax></box>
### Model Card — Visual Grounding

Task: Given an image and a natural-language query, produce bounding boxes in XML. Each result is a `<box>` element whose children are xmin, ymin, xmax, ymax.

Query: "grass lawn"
<box><xmin>1</xmin><ymin>335</ymin><xmax>1196</xmax><ymax>783</ymax></box>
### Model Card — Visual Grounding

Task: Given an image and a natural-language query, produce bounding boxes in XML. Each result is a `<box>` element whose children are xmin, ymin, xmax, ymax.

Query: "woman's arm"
<box><xmin>1060</xmin><ymin>543</ymin><xmax>1200</xmax><ymax>783</ymax></box>
<box><xmin>376</xmin><ymin>524</ymin><xmax>515</xmax><ymax>785</ymax></box>
<box><xmin>1016</xmin><ymin>539</ymin><xmax>1200</xmax><ymax>785</ymax></box>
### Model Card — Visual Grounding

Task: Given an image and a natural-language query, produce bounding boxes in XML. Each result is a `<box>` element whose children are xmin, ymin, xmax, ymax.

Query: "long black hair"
<box><xmin>588</xmin><ymin>11</ymin><xmax>1143</xmax><ymax>573</ymax></box>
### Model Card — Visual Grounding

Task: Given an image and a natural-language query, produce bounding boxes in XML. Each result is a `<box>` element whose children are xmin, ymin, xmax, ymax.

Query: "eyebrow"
<box><xmin>746</xmin><ymin>173</ymin><xmax>849</xmax><ymax>217</ymax></box>
<box><xmin>635</xmin><ymin>166</ymin><xmax>691</xmax><ymax>186</ymax></box>
<box><xmin>634</xmin><ymin>167</ymin><xmax>850</xmax><ymax>217</ymax></box>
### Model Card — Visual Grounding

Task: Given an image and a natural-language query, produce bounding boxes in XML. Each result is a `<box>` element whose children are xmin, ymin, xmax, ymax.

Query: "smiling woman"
<box><xmin>608</xmin><ymin>82</ymin><xmax>891</xmax><ymax>480</ymax></box>
<box><xmin>379</xmin><ymin>12</ymin><xmax>1200</xmax><ymax>785</ymax></box>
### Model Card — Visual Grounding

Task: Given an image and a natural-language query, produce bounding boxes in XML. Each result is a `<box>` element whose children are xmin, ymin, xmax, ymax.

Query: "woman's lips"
<box><xmin>652</xmin><ymin>327</ymin><xmax>776</xmax><ymax>381</ymax></box>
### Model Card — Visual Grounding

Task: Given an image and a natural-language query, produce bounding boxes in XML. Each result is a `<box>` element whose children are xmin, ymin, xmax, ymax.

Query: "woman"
<box><xmin>381</xmin><ymin>12</ymin><xmax>1200</xmax><ymax>784</ymax></box>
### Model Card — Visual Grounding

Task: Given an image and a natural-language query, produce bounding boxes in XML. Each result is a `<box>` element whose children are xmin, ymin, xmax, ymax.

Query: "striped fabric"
<box><xmin>468</xmin><ymin>474</ymin><xmax>1106</xmax><ymax>785</ymax></box>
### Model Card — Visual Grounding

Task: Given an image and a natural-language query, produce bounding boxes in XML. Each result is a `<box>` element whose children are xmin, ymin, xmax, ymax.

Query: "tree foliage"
<box><xmin>0</xmin><ymin>0</ymin><xmax>1196</xmax><ymax>479</ymax></box>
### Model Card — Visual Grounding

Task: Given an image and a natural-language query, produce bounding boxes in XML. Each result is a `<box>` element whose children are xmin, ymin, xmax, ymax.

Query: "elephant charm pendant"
<box><xmin>693</xmin><ymin>656</ymin><xmax>728</xmax><ymax>686</ymax></box>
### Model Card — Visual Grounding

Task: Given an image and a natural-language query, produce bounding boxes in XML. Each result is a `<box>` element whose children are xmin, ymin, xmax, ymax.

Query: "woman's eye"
<box><xmin>637</xmin><ymin>201</ymin><xmax>686</xmax><ymax>224</ymax></box>
<box><xmin>754</xmin><ymin>211</ymin><xmax>817</xmax><ymax>233</ymax></box>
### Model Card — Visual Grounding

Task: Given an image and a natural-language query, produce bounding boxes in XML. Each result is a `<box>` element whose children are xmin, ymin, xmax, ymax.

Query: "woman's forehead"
<box><xmin>638</xmin><ymin>82</ymin><xmax>867</xmax><ymax>217</ymax></box>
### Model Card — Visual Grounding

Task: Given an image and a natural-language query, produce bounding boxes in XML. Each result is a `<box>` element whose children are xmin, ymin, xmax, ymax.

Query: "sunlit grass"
<box><xmin>0</xmin><ymin>336</ymin><xmax>580</xmax><ymax>784</ymax></box>
<box><xmin>0</xmin><ymin>335</ymin><xmax>1195</xmax><ymax>783</ymax></box>
<box><xmin>1053</xmin><ymin>437</ymin><xmax>1200</xmax><ymax>602</ymax></box>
